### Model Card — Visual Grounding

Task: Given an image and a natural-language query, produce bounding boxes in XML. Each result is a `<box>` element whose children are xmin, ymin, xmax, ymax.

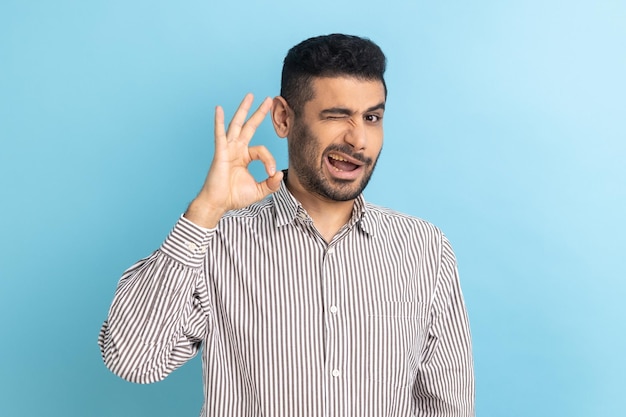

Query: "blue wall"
<box><xmin>1</xmin><ymin>1</ymin><xmax>624</xmax><ymax>416</ymax></box>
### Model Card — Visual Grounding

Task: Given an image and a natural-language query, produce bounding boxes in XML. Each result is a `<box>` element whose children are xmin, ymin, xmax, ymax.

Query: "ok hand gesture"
<box><xmin>184</xmin><ymin>94</ymin><xmax>284</xmax><ymax>228</ymax></box>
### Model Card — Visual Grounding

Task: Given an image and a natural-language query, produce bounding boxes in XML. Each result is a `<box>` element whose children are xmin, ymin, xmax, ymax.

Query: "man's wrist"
<box><xmin>184</xmin><ymin>198</ymin><xmax>226</xmax><ymax>229</ymax></box>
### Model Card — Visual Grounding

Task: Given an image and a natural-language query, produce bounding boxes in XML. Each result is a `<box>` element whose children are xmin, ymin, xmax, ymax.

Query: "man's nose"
<box><xmin>344</xmin><ymin>119</ymin><xmax>366</xmax><ymax>150</ymax></box>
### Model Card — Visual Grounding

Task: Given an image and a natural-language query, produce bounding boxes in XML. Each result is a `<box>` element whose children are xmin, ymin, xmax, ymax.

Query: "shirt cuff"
<box><xmin>159</xmin><ymin>215</ymin><xmax>215</xmax><ymax>268</ymax></box>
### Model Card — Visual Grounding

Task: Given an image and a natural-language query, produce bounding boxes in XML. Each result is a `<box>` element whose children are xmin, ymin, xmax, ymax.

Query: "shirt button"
<box><xmin>327</xmin><ymin>247</ymin><xmax>335</xmax><ymax>255</ymax></box>
<box><xmin>332</xmin><ymin>369</ymin><xmax>341</xmax><ymax>378</ymax></box>
<box><xmin>329</xmin><ymin>305</ymin><xmax>338</xmax><ymax>314</ymax></box>
<box><xmin>187</xmin><ymin>242</ymin><xmax>198</xmax><ymax>251</ymax></box>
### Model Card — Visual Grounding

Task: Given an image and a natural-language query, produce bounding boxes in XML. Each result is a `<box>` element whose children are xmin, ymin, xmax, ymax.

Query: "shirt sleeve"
<box><xmin>98</xmin><ymin>216</ymin><xmax>215</xmax><ymax>384</ymax></box>
<box><xmin>414</xmin><ymin>234</ymin><xmax>475</xmax><ymax>416</ymax></box>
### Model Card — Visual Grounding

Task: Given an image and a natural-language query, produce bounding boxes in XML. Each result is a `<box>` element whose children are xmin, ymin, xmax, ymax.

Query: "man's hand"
<box><xmin>184</xmin><ymin>94</ymin><xmax>284</xmax><ymax>228</ymax></box>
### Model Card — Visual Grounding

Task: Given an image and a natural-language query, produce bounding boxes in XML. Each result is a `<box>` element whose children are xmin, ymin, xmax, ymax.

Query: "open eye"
<box><xmin>365</xmin><ymin>114</ymin><xmax>382</xmax><ymax>123</ymax></box>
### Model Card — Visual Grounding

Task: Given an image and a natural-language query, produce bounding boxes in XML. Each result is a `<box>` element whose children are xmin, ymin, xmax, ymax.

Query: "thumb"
<box><xmin>260</xmin><ymin>171</ymin><xmax>284</xmax><ymax>195</ymax></box>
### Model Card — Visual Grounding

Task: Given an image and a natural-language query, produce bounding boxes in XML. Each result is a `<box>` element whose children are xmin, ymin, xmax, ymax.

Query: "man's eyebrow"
<box><xmin>319</xmin><ymin>102</ymin><xmax>386</xmax><ymax>117</ymax></box>
<box><xmin>366</xmin><ymin>102</ymin><xmax>386</xmax><ymax>112</ymax></box>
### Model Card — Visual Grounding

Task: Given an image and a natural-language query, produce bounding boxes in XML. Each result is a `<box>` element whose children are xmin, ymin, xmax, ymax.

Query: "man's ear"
<box><xmin>271</xmin><ymin>96</ymin><xmax>292</xmax><ymax>138</ymax></box>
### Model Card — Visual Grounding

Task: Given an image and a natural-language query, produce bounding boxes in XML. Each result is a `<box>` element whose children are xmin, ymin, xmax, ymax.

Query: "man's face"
<box><xmin>287</xmin><ymin>76</ymin><xmax>386</xmax><ymax>202</ymax></box>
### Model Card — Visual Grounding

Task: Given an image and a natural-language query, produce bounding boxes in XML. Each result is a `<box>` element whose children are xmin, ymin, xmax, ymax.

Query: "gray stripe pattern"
<box><xmin>99</xmin><ymin>182</ymin><xmax>474</xmax><ymax>416</ymax></box>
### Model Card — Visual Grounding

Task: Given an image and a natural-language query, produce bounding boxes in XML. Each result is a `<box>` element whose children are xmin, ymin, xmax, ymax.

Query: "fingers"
<box><xmin>247</xmin><ymin>145</ymin><xmax>283</xmax><ymax>197</ymax></box>
<box><xmin>238</xmin><ymin>97</ymin><xmax>272</xmax><ymax>143</ymax></box>
<box><xmin>264</xmin><ymin>170</ymin><xmax>284</xmax><ymax>192</ymax></box>
<box><xmin>256</xmin><ymin>167</ymin><xmax>284</xmax><ymax>197</ymax></box>
<box><xmin>214</xmin><ymin>105</ymin><xmax>226</xmax><ymax>142</ymax></box>
<box><xmin>248</xmin><ymin>145</ymin><xmax>277</xmax><ymax>177</ymax></box>
<box><xmin>226</xmin><ymin>93</ymin><xmax>254</xmax><ymax>139</ymax></box>
<box><xmin>223</xmin><ymin>94</ymin><xmax>272</xmax><ymax>144</ymax></box>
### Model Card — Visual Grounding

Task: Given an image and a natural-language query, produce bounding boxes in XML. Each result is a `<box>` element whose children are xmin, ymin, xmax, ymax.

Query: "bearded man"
<box><xmin>99</xmin><ymin>33</ymin><xmax>475</xmax><ymax>417</ymax></box>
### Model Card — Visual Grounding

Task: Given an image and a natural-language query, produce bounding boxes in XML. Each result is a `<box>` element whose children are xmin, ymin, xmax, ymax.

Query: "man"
<box><xmin>99</xmin><ymin>34</ymin><xmax>474</xmax><ymax>416</ymax></box>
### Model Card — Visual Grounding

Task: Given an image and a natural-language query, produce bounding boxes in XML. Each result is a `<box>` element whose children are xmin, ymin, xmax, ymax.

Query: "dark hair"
<box><xmin>280</xmin><ymin>34</ymin><xmax>387</xmax><ymax>115</ymax></box>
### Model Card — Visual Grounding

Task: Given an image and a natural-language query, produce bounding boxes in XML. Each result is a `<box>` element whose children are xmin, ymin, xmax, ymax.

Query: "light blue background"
<box><xmin>1</xmin><ymin>1</ymin><xmax>624</xmax><ymax>416</ymax></box>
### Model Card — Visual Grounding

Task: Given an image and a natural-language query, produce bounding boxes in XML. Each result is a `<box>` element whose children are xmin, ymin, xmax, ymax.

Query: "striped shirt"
<box><xmin>99</xmin><ymin>180</ymin><xmax>474</xmax><ymax>416</ymax></box>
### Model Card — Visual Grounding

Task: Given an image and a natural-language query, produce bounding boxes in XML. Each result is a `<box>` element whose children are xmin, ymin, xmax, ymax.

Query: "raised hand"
<box><xmin>184</xmin><ymin>94</ymin><xmax>284</xmax><ymax>228</ymax></box>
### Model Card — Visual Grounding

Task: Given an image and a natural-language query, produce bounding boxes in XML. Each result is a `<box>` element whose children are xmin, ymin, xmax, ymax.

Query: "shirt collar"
<box><xmin>273</xmin><ymin>179</ymin><xmax>303</xmax><ymax>228</ymax></box>
<box><xmin>272</xmin><ymin>173</ymin><xmax>377</xmax><ymax>237</ymax></box>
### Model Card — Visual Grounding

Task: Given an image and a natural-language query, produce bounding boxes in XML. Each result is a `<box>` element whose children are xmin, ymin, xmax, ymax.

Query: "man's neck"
<box><xmin>285</xmin><ymin>173</ymin><xmax>355</xmax><ymax>243</ymax></box>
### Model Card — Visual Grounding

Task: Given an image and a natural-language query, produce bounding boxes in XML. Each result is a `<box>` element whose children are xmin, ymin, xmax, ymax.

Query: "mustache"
<box><xmin>324</xmin><ymin>144</ymin><xmax>373</xmax><ymax>165</ymax></box>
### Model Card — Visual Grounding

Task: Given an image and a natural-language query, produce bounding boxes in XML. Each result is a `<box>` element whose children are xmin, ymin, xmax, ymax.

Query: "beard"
<box><xmin>288</xmin><ymin>119</ymin><xmax>380</xmax><ymax>202</ymax></box>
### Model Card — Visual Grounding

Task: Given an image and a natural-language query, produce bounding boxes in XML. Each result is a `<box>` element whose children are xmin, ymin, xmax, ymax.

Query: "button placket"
<box><xmin>323</xmin><ymin>242</ymin><xmax>344</xmax><ymax>403</ymax></box>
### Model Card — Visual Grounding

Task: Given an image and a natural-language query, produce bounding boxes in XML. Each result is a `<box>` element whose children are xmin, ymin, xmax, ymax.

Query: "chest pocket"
<box><xmin>366</xmin><ymin>301</ymin><xmax>428</xmax><ymax>386</ymax></box>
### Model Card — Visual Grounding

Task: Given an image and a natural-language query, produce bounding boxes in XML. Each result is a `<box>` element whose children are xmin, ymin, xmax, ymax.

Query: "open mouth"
<box><xmin>327</xmin><ymin>153</ymin><xmax>361</xmax><ymax>172</ymax></box>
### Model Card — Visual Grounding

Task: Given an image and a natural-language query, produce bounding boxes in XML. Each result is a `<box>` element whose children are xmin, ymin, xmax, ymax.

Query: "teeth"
<box><xmin>329</xmin><ymin>153</ymin><xmax>348</xmax><ymax>162</ymax></box>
